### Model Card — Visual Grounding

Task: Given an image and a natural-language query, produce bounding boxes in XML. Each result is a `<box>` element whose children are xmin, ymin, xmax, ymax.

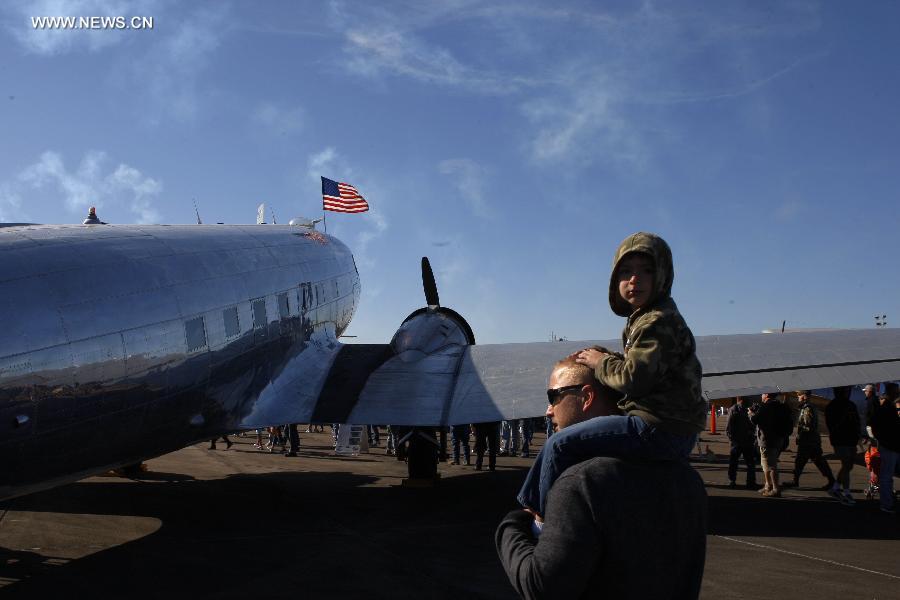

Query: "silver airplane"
<box><xmin>2</xmin><ymin>221</ymin><xmax>900</xmax><ymax>501</ymax></box>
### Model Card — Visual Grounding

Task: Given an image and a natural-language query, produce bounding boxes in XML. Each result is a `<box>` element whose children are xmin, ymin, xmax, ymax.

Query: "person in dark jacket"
<box><xmin>870</xmin><ymin>383</ymin><xmax>900</xmax><ymax>514</ymax></box>
<box><xmin>748</xmin><ymin>392</ymin><xmax>792</xmax><ymax>497</ymax></box>
<box><xmin>792</xmin><ymin>390</ymin><xmax>835</xmax><ymax>490</ymax></box>
<box><xmin>496</xmin><ymin>357</ymin><xmax>706</xmax><ymax>599</ymax></box>
<box><xmin>726</xmin><ymin>396</ymin><xmax>757</xmax><ymax>489</ymax></box>
<box><xmin>824</xmin><ymin>386</ymin><xmax>861</xmax><ymax>505</ymax></box>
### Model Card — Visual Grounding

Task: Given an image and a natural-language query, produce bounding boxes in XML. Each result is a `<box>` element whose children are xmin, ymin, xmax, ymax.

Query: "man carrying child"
<box><xmin>516</xmin><ymin>232</ymin><xmax>706</xmax><ymax>525</ymax></box>
<box><xmin>496</xmin><ymin>355</ymin><xmax>707</xmax><ymax>599</ymax></box>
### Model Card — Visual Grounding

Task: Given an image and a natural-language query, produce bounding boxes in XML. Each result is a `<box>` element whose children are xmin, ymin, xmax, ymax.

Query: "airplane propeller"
<box><xmin>421</xmin><ymin>257</ymin><xmax>440</xmax><ymax>308</ymax></box>
<box><xmin>399</xmin><ymin>256</ymin><xmax>474</xmax><ymax>344</ymax></box>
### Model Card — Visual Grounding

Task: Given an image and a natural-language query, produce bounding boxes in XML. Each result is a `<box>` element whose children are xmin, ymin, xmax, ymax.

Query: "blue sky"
<box><xmin>1</xmin><ymin>1</ymin><xmax>898</xmax><ymax>344</ymax></box>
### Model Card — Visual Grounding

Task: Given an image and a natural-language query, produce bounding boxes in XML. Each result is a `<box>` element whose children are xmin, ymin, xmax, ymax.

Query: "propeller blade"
<box><xmin>421</xmin><ymin>257</ymin><xmax>440</xmax><ymax>307</ymax></box>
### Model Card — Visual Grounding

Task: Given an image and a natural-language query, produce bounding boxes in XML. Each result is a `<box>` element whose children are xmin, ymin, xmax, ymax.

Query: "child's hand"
<box><xmin>575</xmin><ymin>348</ymin><xmax>606</xmax><ymax>370</ymax></box>
<box><xmin>524</xmin><ymin>507</ymin><xmax>543</xmax><ymax>523</ymax></box>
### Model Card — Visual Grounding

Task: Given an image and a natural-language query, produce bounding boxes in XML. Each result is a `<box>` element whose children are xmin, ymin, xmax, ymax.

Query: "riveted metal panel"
<box><xmin>59</xmin><ymin>287</ymin><xmax>182</xmax><ymax>342</ymax></box>
<box><xmin>171</xmin><ymin>276</ymin><xmax>246</xmax><ymax>318</ymax></box>
<box><xmin>0</xmin><ymin>276</ymin><xmax>69</xmax><ymax>354</ymax></box>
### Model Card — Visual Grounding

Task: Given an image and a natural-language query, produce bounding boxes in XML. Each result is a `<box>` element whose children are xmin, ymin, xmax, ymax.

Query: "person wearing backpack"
<box><xmin>749</xmin><ymin>392</ymin><xmax>791</xmax><ymax>498</ymax></box>
<box><xmin>792</xmin><ymin>390</ymin><xmax>836</xmax><ymax>490</ymax></box>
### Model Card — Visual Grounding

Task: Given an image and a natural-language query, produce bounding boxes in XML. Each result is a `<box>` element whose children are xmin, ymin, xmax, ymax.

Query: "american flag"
<box><xmin>321</xmin><ymin>177</ymin><xmax>369</xmax><ymax>213</ymax></box>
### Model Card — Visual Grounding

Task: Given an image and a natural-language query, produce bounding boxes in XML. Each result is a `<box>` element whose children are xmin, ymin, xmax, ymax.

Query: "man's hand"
<box><xmin>574</xmin><ymin>347</ymin><xmax>607</xmax><ymax>371</ymax></box>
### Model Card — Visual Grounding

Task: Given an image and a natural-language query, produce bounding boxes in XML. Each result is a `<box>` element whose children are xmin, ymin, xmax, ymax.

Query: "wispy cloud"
<box><xmin>130</xmin><ymin>6</ymin><xmax>228</xmax><ymax>124</ymax></box>
<box><xmin>307</xmin><ymin>147</ymin><xmax>337</xmax><ymax>178</ymax></box>
<box><xmin>341</xmin><ymin>27</ymin><xmax>538</xmax><ymax>94</ymax></box>
<box><xmin>0</xmin><ymin>184</ymin><xmax>25</xmax><ymax>222</ymax></box>
<box><xmin>251</xmin><ymin>102</ymin><xmax>305</xmax><ymax>136</ymax></box>
<box><xmin>438</xmin><ymin>159</ymin><xmax>492</xmax><ymax>219</ymax></box>
<box><xmin>647</xmin><ymin>52</ymin><xmax>827</xmax><ymax>105</ymax></box>
<box><xmin>12</xmin><ymin>150</ymin><xmax>162</xmax><ymax>223</ymax></box>
<box><xmin>326</xmin><ymin>1</ymin><xmax>824</xmax><ymax>173</ymax></box>
<box><xmin>520</xmin><ymin>75</ymin><xmax>646</xmax><ymax>169</ymax></box>
<box><xmin>344</xmin><ymin>29</ymin><xmax>462</xmax><ymax>82</ymax></box>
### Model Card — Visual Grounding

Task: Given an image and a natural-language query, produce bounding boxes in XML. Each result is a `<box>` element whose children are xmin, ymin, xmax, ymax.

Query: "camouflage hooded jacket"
<box><xmin>596</xmin><ymin>232</ymin><xmax>706</xmax><ymax>434</ymax></box>
<box><xmin>796</xmin><ymin>401</ymin><xmax>822</xmax><ymax>447</ymax></box>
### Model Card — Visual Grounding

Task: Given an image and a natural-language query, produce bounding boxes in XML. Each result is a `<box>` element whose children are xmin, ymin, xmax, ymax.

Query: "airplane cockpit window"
<box><xmin>185</xmin><ymin>316</ymin><xmax>207</xmax><ymax>352</ymax></box>
<box><xmin>223</xmin><ymin>306</ymin><xmax>240</xmax><ymax>338</ymax></box>
<box><xmin>277</xmin><ymin>292</ymin><xmax>289</xmax><ymax>319</ymax></box>
<box><xmin>251</xmin><ymin>298</ymin><xmax>267</xmax><ymax>329</ymax></box>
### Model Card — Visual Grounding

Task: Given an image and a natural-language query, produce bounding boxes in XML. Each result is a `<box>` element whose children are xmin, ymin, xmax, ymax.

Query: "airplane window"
<box><xmin>252</xmin><ymin>298</ymin><xmax>267</xmax><ymax>329</ymax></box>
<box><xmin>223</xmin><ymin>306</ymin><xmax>240</xmax><ymax>338</ymax></box>
<box><xmin>277</xmin><ymin>292</ymin><xmax>289</xmax><ymax>319</ymax></box>
<box><xmin>185</xmin><ymin>316</ymin><xmax>207</xmax><ymax>352</ymax></box>
<box><xmin>301</xmin><ymin>282</ymin><xmax>311</xmax><ymax>311</ymax></box>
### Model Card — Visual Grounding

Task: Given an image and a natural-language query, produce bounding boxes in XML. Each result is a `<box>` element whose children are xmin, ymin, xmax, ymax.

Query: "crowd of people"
<box><xmin>207</xmin><ymin>420</ymin><xmax>540</xmax><ymax>473</ymax></box>
<box><xmin>726</xmin><ymin>384</ymin><xmax>899</xmax><ymax>513</ymax></box>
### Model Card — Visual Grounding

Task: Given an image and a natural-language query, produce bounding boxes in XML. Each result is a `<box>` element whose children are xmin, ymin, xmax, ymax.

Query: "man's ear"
<box><xmin>581</xmin><ymin>384</ymin><xmax>596</xmax><ymax>413</ymax></box>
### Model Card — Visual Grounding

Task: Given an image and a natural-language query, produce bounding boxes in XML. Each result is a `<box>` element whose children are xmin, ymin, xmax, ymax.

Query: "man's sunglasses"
<box><xmin>547</xmin><ymin>384</ymin><xmax>586</xmax><ymax>406</ymax></box>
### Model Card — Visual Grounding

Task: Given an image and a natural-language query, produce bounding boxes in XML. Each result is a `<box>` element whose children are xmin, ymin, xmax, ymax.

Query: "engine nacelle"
<box><xmin>391</xmin><ymin>307</ymin><xmax>475</xmax><ymax>362</ymax></box>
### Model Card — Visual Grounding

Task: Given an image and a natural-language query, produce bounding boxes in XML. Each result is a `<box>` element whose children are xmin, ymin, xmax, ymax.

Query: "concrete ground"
<box><xmin>0</xmin><ymin>428</ymin><xmax>897</xmax><ymax>599</ymax></box>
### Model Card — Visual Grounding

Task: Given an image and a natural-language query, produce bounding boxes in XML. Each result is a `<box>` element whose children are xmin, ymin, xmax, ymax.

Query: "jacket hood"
<box><xmin>609</xmin><ymin>232</ymin><xmax>674</xmax><ymax>317</ymax></box>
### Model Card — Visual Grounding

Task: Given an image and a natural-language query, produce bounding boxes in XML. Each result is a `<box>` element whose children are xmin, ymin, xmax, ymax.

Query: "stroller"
<box><xmin>864</xmin><ymin>444</ymin><xmax>881</xmax><ymax>500</ymax></box>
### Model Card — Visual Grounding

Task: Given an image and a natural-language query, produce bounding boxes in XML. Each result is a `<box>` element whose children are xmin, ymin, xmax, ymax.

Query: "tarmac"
<box><xmin>1</xmin><ymin>427</ymin><xmax>898</xmax><ymax>599</ymax></box>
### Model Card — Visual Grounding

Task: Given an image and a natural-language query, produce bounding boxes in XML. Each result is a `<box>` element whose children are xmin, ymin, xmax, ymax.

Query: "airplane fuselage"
<box><xmin>0</xmin><ymin>224</ymin><xmax>359</xmax><ymax>500</ymax></box>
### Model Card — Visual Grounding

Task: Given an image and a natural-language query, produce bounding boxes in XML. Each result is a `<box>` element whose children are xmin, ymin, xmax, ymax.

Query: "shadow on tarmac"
<box><xmin>2</xmin><ymin>442</ymin><xmax>895</xmax><ymax>599</ymax></box>
<box><xmin>0</xmin><ymin>467</ymin><xmax>528</xmax><ymax>600</ymax></box>
<box><xmin>708</xmin><ymin>494</ymin><xmax>897</xmax><ymax>540</ymax></box>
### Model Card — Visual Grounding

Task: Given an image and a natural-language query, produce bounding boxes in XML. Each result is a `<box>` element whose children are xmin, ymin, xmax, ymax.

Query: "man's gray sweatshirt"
<box><xmin>496</xmin><ymin>457</ymin><xmax>707</xmax><ymax>599</ymax></box>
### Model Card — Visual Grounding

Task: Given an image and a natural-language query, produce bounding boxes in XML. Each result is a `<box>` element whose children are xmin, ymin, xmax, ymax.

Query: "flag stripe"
<box><xmin>323</xmin><ymin>198</ymin><xmax>367</xmax><ymax>205</ymax></box>
<box><xmin>323</xmin><ymin>197</ymin><xmax>368</xmax><ymax>206</ymax></box>
<box><xmin>323</xmin><ymin>206</ymin><xmax>369</xmax><ymax>213</ymax></box>
<box><xmin>329</xmin><ymin>195</ymin><xmax>364</xmax><ymax>203</ymax></box>
<box><xmin>324</xmin><ymin>202</ymin><xmax>369</xmax><ymax>212</ymax></box>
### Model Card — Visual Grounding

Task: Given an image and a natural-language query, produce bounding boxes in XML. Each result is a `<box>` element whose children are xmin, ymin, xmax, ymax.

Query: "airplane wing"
<box><xmin>275</xmin><ymin>324</ymin><xmax>900</xmax><ymax>428</ymax></box>
<box><xmin>696</xmin><ymin>329</ymin><xmax>900</xmax><ymax>399</ymax></box>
